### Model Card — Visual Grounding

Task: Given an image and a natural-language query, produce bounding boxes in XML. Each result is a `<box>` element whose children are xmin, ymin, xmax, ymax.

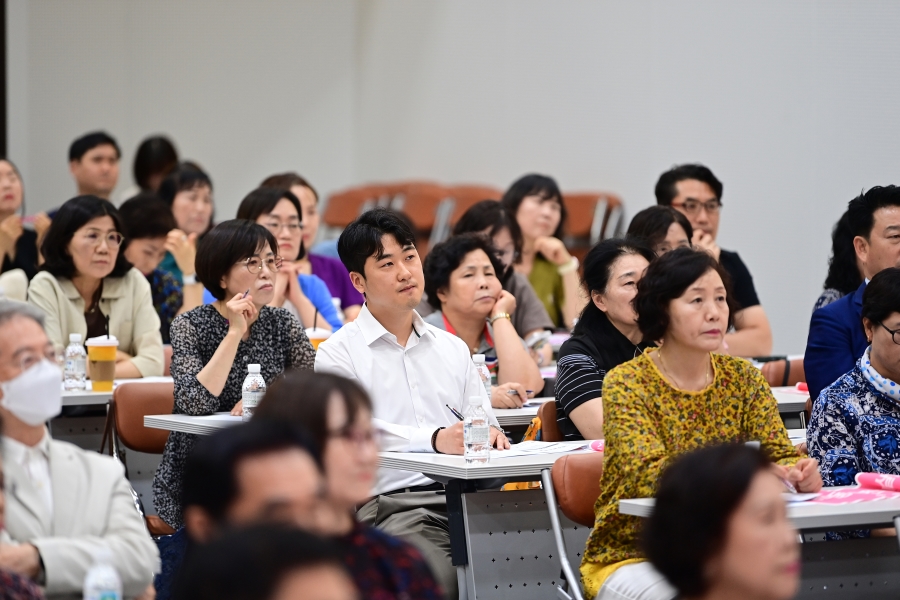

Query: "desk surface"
<box><xmin>620</xmin><ymin>487</ymin><xmax>900</xmax><ymax>530</ymax></box>
<box><xmin>62</xmin><ymin>377</ymin><xmax>174</xmax><ymax>406</ymax></box>
<box><xmin>771</xmin><ymin>386</ymin><xmax>809</xmax><ymax>412</ymax></box>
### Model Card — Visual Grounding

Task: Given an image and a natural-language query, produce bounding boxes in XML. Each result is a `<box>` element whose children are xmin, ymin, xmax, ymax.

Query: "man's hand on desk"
<box><xmin>434</xmin><ymin>422</ymin><xmax>511</xmax><ymax>453</ymax></box>
<box><xmin>490</xmin><ymin>425</ymin><xmax>510</xmax><ymax>450</ymax></box>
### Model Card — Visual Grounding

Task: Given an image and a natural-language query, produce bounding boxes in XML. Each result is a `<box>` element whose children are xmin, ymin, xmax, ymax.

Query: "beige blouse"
<box><xmin>27</xmin><ymin>268</ymin><xmax>164</xmax><ymax>377</ymax></box>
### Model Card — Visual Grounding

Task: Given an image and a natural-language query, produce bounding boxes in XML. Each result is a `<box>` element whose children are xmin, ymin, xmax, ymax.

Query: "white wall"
<box><xmin>10</xmin><ymin>0</ymin><xmax>900</xmax><ymax>353</ymax></box>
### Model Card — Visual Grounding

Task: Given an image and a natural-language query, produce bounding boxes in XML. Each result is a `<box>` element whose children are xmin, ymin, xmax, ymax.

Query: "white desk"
<box><xmin>62</xmin><ymin>376</ymin><xmax>173</xmax><ymax>407</ymax></box>
<box><xmin>145</xmin><ymin>412</ymin><xmax>239</xmax><ymax>435</ymax></box>
<box><xmin>772</xmin><ymin>386</ymin><xmax>810</xmax><ymax>413</ymax></box>
<box><xmin>494</xmin><ymin>402</ymin><xmax>541</xmax><ymax>427</ymax></box>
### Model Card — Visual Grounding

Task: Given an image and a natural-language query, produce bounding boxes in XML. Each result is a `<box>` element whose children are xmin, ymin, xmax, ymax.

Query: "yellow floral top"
<box><xmin>580</xmin><ymin>350</ymin><xmax>799</xmax><ymax>597</ymax></box>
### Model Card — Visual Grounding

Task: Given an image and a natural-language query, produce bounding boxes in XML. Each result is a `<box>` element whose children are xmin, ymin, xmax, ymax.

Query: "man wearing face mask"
<box><xmin>0</xmin><ymin>302</ymin><xmax>159</xmax><ymax>599</ymax></box>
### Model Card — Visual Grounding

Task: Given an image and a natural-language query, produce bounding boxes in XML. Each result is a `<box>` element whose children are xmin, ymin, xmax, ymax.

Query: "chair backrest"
<box><xmin>551</xmin><ymin>452</ymin><xmax>605</xmax><ymax>527</ymax></box>
<box><xmin>761</xmin><ymin>358</ymin><xmax>806</xmax><ymax>388</ymax></box>
<box><xmin>322</xmin><ymin>186</ymin><xmax>380</xmax><ymax>228</ymax></box>
<box><xmin>538</xmin><ymin>400</ymin><xmax>563</xmax><ymax>442</ymax></box>
<box><xmin>113</xmin><ymin>382</ymin><xmax>175</xmax><ymax>454</ymax></box>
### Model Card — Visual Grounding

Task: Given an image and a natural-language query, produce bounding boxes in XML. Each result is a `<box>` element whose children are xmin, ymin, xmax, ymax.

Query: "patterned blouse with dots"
<box><xmin>580</xmin><ymin>349</ymin><xmax>800</xmax><ymax>598</ymax></box>
<box><xmin>152</xmin><ymin>304</ymin><xmax>315</xmax><ymax>529</ymax></box>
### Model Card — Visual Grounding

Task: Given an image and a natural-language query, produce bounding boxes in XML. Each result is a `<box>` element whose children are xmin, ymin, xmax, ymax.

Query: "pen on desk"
<box><xmin>507</xmin><ymin>389</ymin><xmax>534</xmax><ymax>397</ymax></box>
<box><xmin>446</xmin><ymin>404</ymin><xmax>464</xmax><ymax>421</ymax></box>
<box><xmin>782</xmin><ymin>478</ymin><xmax>798</xmax><ymax>494</ymax></box>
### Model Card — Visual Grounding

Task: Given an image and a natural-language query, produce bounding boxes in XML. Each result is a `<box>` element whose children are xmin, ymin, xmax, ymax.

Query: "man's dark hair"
<box><xmin>337</xmin><ymin>207</ymin><xmax>416</xmax><ymax>278</ymax></box>
<box><xmin>133</xmin><ymin>135</ymin><xmax>178</xmax><ymax>191</ymax></box>
<box><xmin>643</xmin><ymin>444</ymin><xmax>771</xmax><ymax>597</ymax></box>
<box><xmin>260</xmin><ymin>172</ymin><xmax>319</xmax><ymax>202</ymax></box>
<box><xmin>423</xmin><ymin>233</ymin><xmax>504</xmax><ymax>311</ymax></box>
<box><xmin>452</xmin><ymin>200</ymin><xmax>523</xmax><ymax>269</ymax></box>
<box><xmin>171</xmin><ymin>524</ymin><xmax>351</xmax><ymax>600</ymax></box>
<box><xmin>626</xmin><ymin>206</ymin><xmax>694</xmax><ymax>251</ymax></box>
<box><xmin>195</xmin><ymin>220</ymin><xmax>279</xmax><ymax>300</ymax></box>
<box><xmin>181</xmin><ymin>420</ymin><xmax>322</xmax><ymax>525</ymax></box>
<box><xmin>157</xmin><ymin>161</ymin><xmax>213</xmax><ymax>205</ymax></box>
<box><xmin>823</xmin><ymin>208</ymin><xmax>863</xmax><ymax>295</ymax></box>
<box><xmin>654</xmin><ymin>164</ymin><xmax>723</xmax><ymax>206</ymax></box>
<box><xmin>69</xmin><ymin>131</ymin><xmax>120</xmax><ymax>162</ymax></box>
<box><xmin>236</xmin><ymin>187</ymin><xmax>306</xmax><ymax>260</ymax></box>
<box><xmin>845</xmin><ymin>186</ymin><xmax>900</xmax><ymax>243</ymax></box>
<box><xmin>40</xmin><ymin>195</ymin><xmax>132</xmax><ymax>279</ymax></box>
<box><xmin>862</xmin><ymin>267</ymin><xmax>900</xmax><ymax>326</ymax></box>
<box><xmin>118</xmin><ymin>193</ymin><xmax>177</xmax><ymax>241</ymax></box>
<box><xmin>500</xmin><ymin>174</ymin><xmax>566</xmax><ymax>239</ymax></box>
<box><xmin>574</xmin><ymin>237</ymin><xmax>656</xmax><ymax>338</ymax></box>
<box><xmin>256</xmin><ymin>370</ymin><xmax>373</xmax><ymax>456</ymax></box>
<box><xmin>633</xmin><ymin>247</ymin><xmax>737</xmax><ymax>341</ymax></box>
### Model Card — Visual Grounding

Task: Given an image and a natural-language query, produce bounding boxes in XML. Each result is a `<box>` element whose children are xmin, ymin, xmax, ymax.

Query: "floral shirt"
<box><xmin>147</xmin><ymin>268</ymin><xmax>182</xmax><ymax>344</ymax></box>
<box><xmin>581</xmin><ymin>350</ymin><xmax>799</xmax><ymax>598</ymax></box>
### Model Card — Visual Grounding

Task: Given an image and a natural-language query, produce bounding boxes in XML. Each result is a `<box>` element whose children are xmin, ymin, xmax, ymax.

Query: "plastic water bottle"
<box><xmin>472</xmin><ymin>354</ymin><xmax>491</xmax><ymax>401</ymax></box>
<box><xmin>241</xmin><ymin>364</ymin><xmax>266</xmax><ymax>422</ymax></box>
<box><xmin>83</xmin><ymin>548</ymin><xmax>122</xmax><ymax>600</ymax></box>
<box><xmin>63</xmin><ymin>333</ymin><xmax>86</xmax><ymax>391</ymax></box>
<box><xmin>464</xmin><ymin>395</ymin><xmax>491</xmax><ymax>464</ymax></box>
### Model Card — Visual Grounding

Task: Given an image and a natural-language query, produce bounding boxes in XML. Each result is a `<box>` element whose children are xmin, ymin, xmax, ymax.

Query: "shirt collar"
<box><xmin>441</xmin><ymin>314</ymin><xmax>494</xmax><ymax>349</ymax></box>
<box><xmin>2</xmin><ymin>428</ymin><xmax>51</xmax><ymax>464</ymax></box>
<box><xmin>356</xmin><ymin>303</ymin><xmax>433</xmax><ymax>346</ymax></box>
<box><xmin>860</xmin><ymin>346</ymin><xmax>900</xmax><ymax>401</ymax></box>
<box><xmin>61</xmin><ymin>271</ymin><xmax>128</xmax><ymax>301</ymax></box>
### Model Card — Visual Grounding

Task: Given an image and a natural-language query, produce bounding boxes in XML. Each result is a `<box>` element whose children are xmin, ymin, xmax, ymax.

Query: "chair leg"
<box><xmin>541</xmin><ymin>468</ymin><xmax>585</xmax><ymax>600</ymax></box>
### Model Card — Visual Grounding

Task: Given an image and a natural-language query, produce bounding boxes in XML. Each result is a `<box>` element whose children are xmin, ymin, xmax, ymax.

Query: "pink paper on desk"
<box><xmin>809</xmin><ymin>487</ymin><xmax>900</xmax><ymax>505</ymax></box>
<box><xmin>855</xmin><ymin>472</ymin><xmax>900</xmax><ymax>491</ymax></box>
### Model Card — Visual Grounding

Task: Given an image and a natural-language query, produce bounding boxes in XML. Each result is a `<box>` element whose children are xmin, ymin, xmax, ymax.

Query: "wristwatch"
<box><xmin>183</xmin><ymin>273</ymin><xmax>197</xmax><ymax>285</ymax></box>
<box><xmin>557</xmin><ymin>256</ymin><xmax>579</xmax><ymax>275</ymax></box>
<box><xmin>489</xmin><ymin>312</ymin><xmax>511</xmax><ymax>325</ymax></box>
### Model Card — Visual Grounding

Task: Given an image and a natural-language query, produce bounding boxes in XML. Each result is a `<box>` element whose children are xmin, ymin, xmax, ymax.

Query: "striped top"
<box><xmin>555</xmin><ymin>353</ymin><xmax>607</xmax><ymax>440</ymax></box>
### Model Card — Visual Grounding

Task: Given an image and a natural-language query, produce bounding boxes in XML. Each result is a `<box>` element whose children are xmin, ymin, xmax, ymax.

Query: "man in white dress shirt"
<box><xmin>0</xmin><ymin>302</ymin><xmax>159</xmax><ymax>599</ymax></box>
<box><xmin>315</xmin><ymin>208</ymin><xmax>510</xmax><ymax>599</ymax></box>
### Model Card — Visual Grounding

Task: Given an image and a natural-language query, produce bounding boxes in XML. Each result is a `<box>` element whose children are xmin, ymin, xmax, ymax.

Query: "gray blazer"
<box><xmin>0</xmin><ymin>437</ymin><xmax>159</xmax><ymax>599</ymax></box>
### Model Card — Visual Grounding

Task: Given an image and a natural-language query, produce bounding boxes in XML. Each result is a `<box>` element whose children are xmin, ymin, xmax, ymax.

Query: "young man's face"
<box><xmin>350</xmin><ymin>234</ymin><xmax>423</xmax><ymax>315</ymax></box>
<box><xmin>70</xmin><ymin>144</ymin><xmax>120</xmax><ymax>198</ymax></box>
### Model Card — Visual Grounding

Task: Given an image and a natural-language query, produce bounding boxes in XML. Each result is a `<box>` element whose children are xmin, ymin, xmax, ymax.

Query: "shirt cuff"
<box><xmin>410</xmin><ymin>428</ymin><xmax>436</xmax><ymax>453</ymax></box>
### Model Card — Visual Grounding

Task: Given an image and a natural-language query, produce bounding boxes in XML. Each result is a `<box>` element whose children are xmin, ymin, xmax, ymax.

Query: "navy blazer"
<box><xmin>804</xmin><ymin>281</ymin><xmax>869</xmax><ymax>401</ymax></box>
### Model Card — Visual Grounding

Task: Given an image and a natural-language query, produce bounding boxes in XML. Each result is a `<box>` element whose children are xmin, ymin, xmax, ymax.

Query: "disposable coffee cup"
<box><xmin>85</xmin><ymin>335</ymin><xmax>118</xmax><ymax>391</ymax></box>
<box><xmin>304</xmin><ymin>328</ymin><xmax>332</xmax><ymax>351</ymax></box>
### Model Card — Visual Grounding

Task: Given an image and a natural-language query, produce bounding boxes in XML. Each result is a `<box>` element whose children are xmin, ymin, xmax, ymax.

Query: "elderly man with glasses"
<box><xmin>655</xmin><ymin>163</ymin><xmax>773</xmax><ymax>358</ymax></box>
<box><xmin>0</xmin><ymin>301</ymin><xmax>159</xmax><ymax>598</ymax></box>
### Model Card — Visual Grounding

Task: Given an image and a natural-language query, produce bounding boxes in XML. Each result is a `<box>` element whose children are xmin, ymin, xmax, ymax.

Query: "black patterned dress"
<box><xmin>152</xmin><ymin>304</ymin><xmax>315</xmax><ymax>529</ymax></box>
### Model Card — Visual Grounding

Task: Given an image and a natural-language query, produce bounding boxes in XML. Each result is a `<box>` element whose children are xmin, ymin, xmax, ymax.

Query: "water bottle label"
<box><xmin>242</xmin><ymin>390</ymin><xmax>263</xmax><ymax>408</ymax></box>
<box><xmin>464</xmin><ymin>425</ymin><xmax>490</xmax><ymax>444</ymax></box>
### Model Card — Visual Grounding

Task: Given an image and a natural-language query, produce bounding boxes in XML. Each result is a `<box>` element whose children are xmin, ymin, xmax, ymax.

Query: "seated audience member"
<box><xmin>643</xmin><ymin>444</ymin><xmax>800</xmax><ymax>600</ymax></box>
<box><xmin>655</xmin><ymin>164</ymin><xmax>772</xmax><ymax>357</ymax></box>
<box><xmin>555</xmin><ymin>238</ymin><xmax>656</xmax><ymax>441</ymax></box>
<box><xmin>626</xmin><ymin>205</ymin><xmax>693</xmax><ymax>256</ymax></box>
<box><xmin>172</xmin><ymin>525</ymin><xmax>358</xmax><ymax>600</ymax></box>
<box><xmin>119</xmin><ymin>195</ymin><xmax>203</xmax><ymax>344</ymax></box>
<box><xmin>152</xmin><ymin>220</ymin><xmax>315</xmax><ymax>531</ymax></box>
<box><xmin>255</xmin><ymin>370</ymin><xmax>444</xmax><ymax>600</ymax></box>
<box><xmin>236</xmin><ymin>187</ymin><xmax>340</xmax><ymax>330</ymax></box>
<box><xmin>156</xmin><ymin>163</ymin><xmax>214</xmax><ymax>285</ymax></box>
<box><xmin>28</xmin><ymin>196</ymin><xmax>164</xmax><ymax>378</ymax></box>
<box><xmin>315</xmin><ymin>208</ymin><xmax>509</xmax><ymax>600</ymax></box>
<box><xmin>132</xmin><ymin>135</ymin><xmax>179</xmax><ymax>195</ymax></box>
<box><xmin>814</xmin><ymin>208</ymin><xmax>863</xmax><ymax>311</ymax></box>
<box><xmin>809</xmin><ymin>267</ymin><xmax>900</xmax><ymax>491</ymax></box>
<box><xmin>449</xmin><ymin>200</ymin><xmax>554</xmax><ymax>364</ymax></box>
<box><xmin>805</xmin><ymin>186</ymin><xmax>900</xmax><ymax>400</ymax></box>
<box><xmin>423</xmin><ymin>234</ymin><xmax>544</xmax><ymax>406</ymax></box>
<box><xmin>0</xmin><ymin>302</ymin><xmax>158</xmax><ymax>598</ymax></box>
<box><xmin>501</xmin><ymin>174</ymin><xmax>583</xmax><ymax>329</ymax></box>
<box><xmin>68</xmin><ymin>131</ymin><xmax>120</xmax><ymax>199</ymax></box>
<box><xmin>261</xmin><ymin>173</ymin><xmax>363</xmax><ymax>321</ymax></box>
<box><xmin>581</xmin><ymin>248</ymin><xmax>820</xmax><ymax>600</ymax></box>
<box><xmin>0</xmin><ymin>159</ymin><xmax>40</xmax><ymax>281</ymax></box>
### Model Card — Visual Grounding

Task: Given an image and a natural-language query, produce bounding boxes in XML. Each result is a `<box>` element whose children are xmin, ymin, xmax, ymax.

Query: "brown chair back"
<box><xmin>761</xmin><ymin>358</ymin><xmax>806</xmax><ymax>388</ymax></box>
<box><xmin>113</xmin><ymin>382</ymin><xmax>175</xmax><ymax>454</ymax></box>
<box><xmin>538</xmin><ymin>400</ymin><xmax>563</xmax><ymax>442</ymax></box>
<box><xmin>551</xmin><ymin>452</ymin><xmax>605</xmax><ymax>527</ymax></box>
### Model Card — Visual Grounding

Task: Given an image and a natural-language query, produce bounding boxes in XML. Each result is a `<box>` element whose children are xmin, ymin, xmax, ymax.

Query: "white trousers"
<box><xmin>595</xmin><ymin>561</ymin><xmax>677</xmax><ymax>600</ymax></box>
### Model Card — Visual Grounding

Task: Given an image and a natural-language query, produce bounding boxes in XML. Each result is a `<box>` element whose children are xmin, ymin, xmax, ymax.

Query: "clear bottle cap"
<box><xmin>248</xmin><ymin>364</ymin><xmax>261</xmax><ymax>373</ymax></box>
<box><xmin>69</xmin><ymin>333</ymin><xmax>82</xmax><ymax>343</ymax></box>
<box><xmin>472</xmin><ymin>354</ymin><xmax>486</xmax><ymax>364</ymax></box>
<box><xmin>468</xmin><ymin>395</ymin><xmax>483</xmax><ymax>406</ymax></box>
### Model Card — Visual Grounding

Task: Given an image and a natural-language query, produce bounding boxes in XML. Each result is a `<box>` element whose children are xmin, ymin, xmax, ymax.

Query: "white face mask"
<box><xmin>0</xmin><ymin>359</ymin><xmax>63</xmax><ymax>426</ymax></box>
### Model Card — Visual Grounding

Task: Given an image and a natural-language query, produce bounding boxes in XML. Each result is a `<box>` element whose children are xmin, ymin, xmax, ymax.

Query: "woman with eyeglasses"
<box><xmin>153</xmin><ymin>219</ymin><xmax>316</xmax><ymax>530</ymax></box>
<box><xmin>236</xmin><ymin>187</ymin><xmax>341</xmax><ymax>331</ymax></box>
<box><xmin>27</xmin><ymin>195</ymin><xmax>164</xmax><ymax>378</ymax></box>
<box><xmin>254</xmin><ymin>371</ymin><xmax>443</xmax><ymax>600</ymax></box>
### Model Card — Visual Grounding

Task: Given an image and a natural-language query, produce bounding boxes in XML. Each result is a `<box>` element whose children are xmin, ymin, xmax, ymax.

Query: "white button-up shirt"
<box><xmin>3</xmin><ymin>430</ymin><xmax>54</xmax><ymax>516</ymax></box>
<box><xmin>315</xmin><ymin>304</ymin><xmax>499</xmax><ymax>495</ymax></box>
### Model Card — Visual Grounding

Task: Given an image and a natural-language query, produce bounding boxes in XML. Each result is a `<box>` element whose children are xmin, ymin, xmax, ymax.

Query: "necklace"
<box><xmin>658</xmin><ymin>346</ymin><xmax>711</xmax><ymax>391</ymax></box>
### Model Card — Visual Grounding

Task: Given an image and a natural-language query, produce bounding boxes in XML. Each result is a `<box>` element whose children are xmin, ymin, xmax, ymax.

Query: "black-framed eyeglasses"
<box><xmin>879</xmin><ymin>322</ymin><xmax>900</xmax><ymax>345</ymax></box>
<box><xmin>672</xmin><ymin>199</ymin><xmax>722</xmax><ymax>216</ymax></box>
<box><xmin>241</xmin><ymin>256</ymin><xmax>284</xmax><ymax>274</ymax></box>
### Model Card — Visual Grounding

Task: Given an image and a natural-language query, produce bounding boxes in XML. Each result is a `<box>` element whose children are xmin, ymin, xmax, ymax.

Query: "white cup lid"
<box><xmin>85</xmin><ymin>335</ymin><xmax>118</xmax><ymax>346</ymax></box>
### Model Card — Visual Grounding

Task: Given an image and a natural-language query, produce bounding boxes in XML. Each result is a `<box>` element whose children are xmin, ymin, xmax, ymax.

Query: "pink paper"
<box><xmin>855</xmin><ymin>472</ymin><xmax>900</xmax><ymax>492</ymax></box>
<box><xmin>589</xmin><ymin>440</ymin><xmax>604</xmax><ymax>452</ymax></box>
<box><xmin>810</xmin><ymin>487</ymin><xmax>900</xmax><ymax>505</ymax></box>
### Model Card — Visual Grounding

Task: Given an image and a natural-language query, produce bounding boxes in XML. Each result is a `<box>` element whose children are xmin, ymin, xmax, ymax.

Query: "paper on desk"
<box><xmin>204</xmin><ymin>413</ymin><xmax>243</xmax><ymax>422</ymax></box>
<box><xmin>491</xmin><ymin>440</ymin><xmax>590</xmax><ymax>458</ymax></box>
<box><xmin>783</xmin><ymin>492</ymin><xmax>819</xmax><ymax>503</ymax></box>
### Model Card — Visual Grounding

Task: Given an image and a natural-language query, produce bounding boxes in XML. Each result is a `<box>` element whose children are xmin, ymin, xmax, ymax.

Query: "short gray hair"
<box><xmin>0</xmin><ymin>301</ymin><xmax>46</xmax><ymax>329</ymax></box>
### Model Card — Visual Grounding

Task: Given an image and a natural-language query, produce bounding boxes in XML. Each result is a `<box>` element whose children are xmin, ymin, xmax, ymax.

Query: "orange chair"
<box><xmin>538</xmin><ymin>400</ymin><xmax>563</xmax><ymax>442</ymax></box>
<box><xmin>562</xmin><ymin>192</ymin><xmax>625</xmax><ymax>261</ymax></box>
<box><xmin>392</xmin><ymin>182</ymin><xmax>449</xmax><ymax>234</ymax></box>
<box><xmin>541</xmin><ymin>452</ymin><xmax>605</xmax><ymax>600</ymax></box>
<box><xmin>445</xmin><ymin>184</ymin><xmax>503</xmax><ymax>221</ymax></box>
<box><xmin>100</xmin><ymin>382</ymin><xmax>176</xmax><ymax>536</ymax></box>
<box><xmin>322</xmin><ymin>187</ymin><xmax>375</xmax><ymax>228</ymax></box>
<box><xmin>761</xmin><ymin>358</ymin><xmax>806</xmax><ymax>388</ymax></box>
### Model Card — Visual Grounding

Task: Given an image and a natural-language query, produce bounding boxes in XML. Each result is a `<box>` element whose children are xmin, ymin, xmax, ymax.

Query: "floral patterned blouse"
<box><xmin>581</xmin><ymin>349</ymin><xmax>799</xmax><ymax>598</ymax></box>
<box><xmin>147</xmin><ymin>268</ymin><xmax>182</xmax><ymax>344</ymax></box>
